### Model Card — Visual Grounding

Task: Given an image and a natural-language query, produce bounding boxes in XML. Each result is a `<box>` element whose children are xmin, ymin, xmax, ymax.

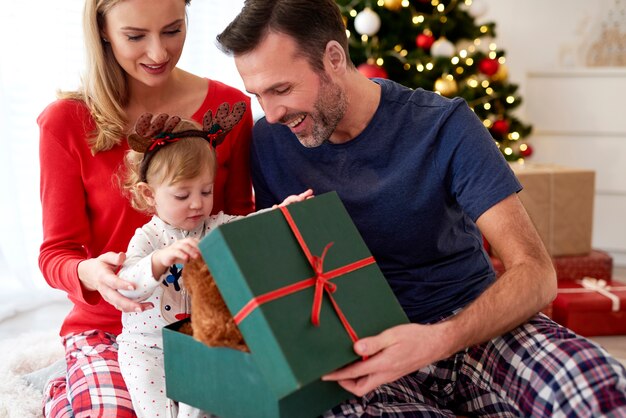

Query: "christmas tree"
<box><xmin>337</xmin><ymin>0</ymin><xmax>533</xmax><ymax>160</ymax></box>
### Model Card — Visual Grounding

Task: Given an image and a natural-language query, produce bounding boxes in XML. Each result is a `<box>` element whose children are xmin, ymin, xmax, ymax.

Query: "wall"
<box><xmin>482</xmin><ymin>0</ymin><xmax>614</xmax><ymax>109</ymax></box>
<box><xmin>482</xmin><ymin>0</ymin><xmax>626</xmax><ymax>266</ymax></box>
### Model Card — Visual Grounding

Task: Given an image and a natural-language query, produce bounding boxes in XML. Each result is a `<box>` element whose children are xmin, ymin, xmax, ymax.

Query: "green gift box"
<box><xmin>163</xmin><ymin>191</ymin><xmax>409</xmax><ymax>418</ymax></box>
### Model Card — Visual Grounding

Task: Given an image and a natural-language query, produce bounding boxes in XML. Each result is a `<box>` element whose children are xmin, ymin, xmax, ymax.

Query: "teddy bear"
<box><xmin>180</xmin><ymin>256</ymin><xmax>249</xmax><ymax>352</ymax></box>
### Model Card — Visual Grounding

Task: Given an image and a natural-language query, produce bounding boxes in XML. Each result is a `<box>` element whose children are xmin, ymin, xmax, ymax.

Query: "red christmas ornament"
<box><xmin>478</xmin><ymin>58</ymin><xmax>500</xmax><ymax>77</ymax></box>
<box><xmin>520</xmin><ymin>144</ymin><xmax>533</xmax><ymax>157</ymax></box>
<box><xmin>416</xmin><ymin>33</ymin><xmax>435</xmax><ymax>51</ymax></box>
<box><xmin>491</xmin><ymin>119</ymin><xmax>509</xmax><ymax>137</ymax></box>
<box><xmin>357</xmin><ymin>62</ymin><xmax>388</xmax><ymax>79</ymax></box>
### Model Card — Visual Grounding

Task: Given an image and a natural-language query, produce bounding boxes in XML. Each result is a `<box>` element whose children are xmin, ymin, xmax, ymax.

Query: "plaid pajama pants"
<box><xmin>43</xmin><ymin>330</ymin><xmax>136</xmax><ymax>418</ymax></box>
<box><xmin>324</xmin><ymin>314</ymin><xmax>626</xmax><ymax>417</ymax></box>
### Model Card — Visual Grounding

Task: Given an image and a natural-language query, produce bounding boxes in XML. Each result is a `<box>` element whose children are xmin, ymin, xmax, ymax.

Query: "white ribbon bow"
<box><xmin>557</xmin><ymin>277</ymin><xmax>626</xmax><ymax>312</ymax></box>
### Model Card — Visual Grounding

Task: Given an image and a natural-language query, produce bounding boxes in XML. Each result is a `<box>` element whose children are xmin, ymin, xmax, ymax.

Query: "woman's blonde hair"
<box><xmin>59</xmin><ymin>0</ymin><xmax>191</xmax><ymax>154</ymax></box>
<box><xmin>122</xmin><ymin>119</ymin><xmax>217</xmax><ymax>214</ymax></box>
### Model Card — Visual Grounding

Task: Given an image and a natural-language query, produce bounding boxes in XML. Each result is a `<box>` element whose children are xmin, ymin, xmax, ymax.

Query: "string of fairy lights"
<box><xmin>337</xmin><ymin>0</ymin><xmax>534</xmax><ymax>161</ymax></box>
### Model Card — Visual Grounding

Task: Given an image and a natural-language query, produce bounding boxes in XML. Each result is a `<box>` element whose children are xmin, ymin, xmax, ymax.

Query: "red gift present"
<box><xmin>490</xmin><ymin>249</ymin><xmax>613</xmax><ymax>282</ymax></box>
<box><xmin>489</xmin><ymin>250</ymin><xmax>614</xmax><ymax>319</ymax></box>
<box><xmin>552</xmin><ymin>277</ymin><xmax>626</xmax><ymax>336</ymax></box>
<box><xmin>552</xmin><ymin>249</ymin><xmax>613</xmax><ymax>282</ymax></box>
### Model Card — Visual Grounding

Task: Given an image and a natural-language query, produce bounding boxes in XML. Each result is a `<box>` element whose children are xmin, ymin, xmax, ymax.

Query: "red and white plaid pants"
<box><xmin>43</xmin><ymin>330</ymin><xmax>136</xmax><ymax>418</ymax></box>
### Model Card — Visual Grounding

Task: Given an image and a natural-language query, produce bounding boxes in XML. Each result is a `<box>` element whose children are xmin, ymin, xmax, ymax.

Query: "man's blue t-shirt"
<box><xmin>250</xmin><ymin>78</ymin><xmax>521</xmax><ymax>323</ymax></box>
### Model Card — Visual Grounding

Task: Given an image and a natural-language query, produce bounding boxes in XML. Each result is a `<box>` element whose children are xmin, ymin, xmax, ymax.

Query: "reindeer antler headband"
<box><xmin>128</xmin><ymin>101</ymin><xmax>247</xmax><ymax>181</ymax></box>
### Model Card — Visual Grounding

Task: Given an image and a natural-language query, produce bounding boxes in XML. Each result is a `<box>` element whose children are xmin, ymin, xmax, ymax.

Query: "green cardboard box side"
<box><xmin>163</xmin><ymin>320</ymin><xmax>349</xmax><ymax>418</ymax></box>
<box><xmin>164</xmin><ymin>191</ymin><xmax>409</xmax><ymax>417</ymax></box>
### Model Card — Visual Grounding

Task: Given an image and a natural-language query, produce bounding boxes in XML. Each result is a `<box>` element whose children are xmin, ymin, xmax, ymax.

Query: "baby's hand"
<box><xmin>276</xmin><ymin>189</ymin><xmax>314</xmax><ymax>207</ymax></box>
<box><xmin>152</xmin><ymin>238</ymin><xmax>201</xmax><ymax>278</ymax></box>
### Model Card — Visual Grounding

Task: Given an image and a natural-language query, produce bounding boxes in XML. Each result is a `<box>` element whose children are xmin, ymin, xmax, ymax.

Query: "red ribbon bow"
<box><xmin>147</xmin><ymin>135</ymin><xmax>176</xmax><ymax>151</ymax></box>
<box><xmin>310</xmin><ymin>243</ymin><xmax>336</xmax><ymax>327</ymax></box>
<box><xmin>233</xmin><ymin>205</ymin><xmax>375</xmax><ymax>355</ymax></box>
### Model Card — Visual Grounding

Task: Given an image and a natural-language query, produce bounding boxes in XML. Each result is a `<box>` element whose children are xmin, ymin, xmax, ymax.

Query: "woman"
<box><xmin>37</xmin><ymin>0</ymin><xmax>253</xmax><ymax>416</ymax></box>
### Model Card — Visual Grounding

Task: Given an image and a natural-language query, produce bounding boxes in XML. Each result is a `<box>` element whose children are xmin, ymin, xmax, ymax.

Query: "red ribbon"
<box><xmin>233</xmin><ymin>205</ymin><xmax>375</xmax><ymax>350</ymax></box>
<box><xmin>147</xmin><ymin>135</ymin><xmax>176</xmax><ymax>151</ymax></box>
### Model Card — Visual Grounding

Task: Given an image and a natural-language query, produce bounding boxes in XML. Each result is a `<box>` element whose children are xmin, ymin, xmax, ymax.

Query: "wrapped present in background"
<box><xmin>510</xmin><ymin>162</ymin><xmax>595</xmax><ymax>257</ymax></box>
<box><xmin>488</xmin><ymin>250</ymin><xmax>614</xmax><ymax>318</ymax></box>
<box><xmin>552</xmin><ymin>277</ymin><xmax>626</xmax><ymax>336</ymax></box>
<box><xmin>553</xmin><ymin>249</ymin><xmax>613</xmax><ymax>282</ymax></box>
<box><xmin>491</xmin><ymin>249</ymin><xmax>612</xmax><ymax>283</ymax></box>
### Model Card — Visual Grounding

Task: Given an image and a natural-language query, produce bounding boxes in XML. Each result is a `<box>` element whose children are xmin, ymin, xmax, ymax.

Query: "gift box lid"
<box><xmin>199</xmin><ymin>191</ymin><xmax>409</xmax><ymax>398</ymax></box>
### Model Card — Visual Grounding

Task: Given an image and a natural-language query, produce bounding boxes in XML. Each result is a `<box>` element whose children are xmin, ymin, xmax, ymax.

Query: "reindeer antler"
<box><xmin>128</xmin><ymin>113</ymin><xmax>182</xmax><ymax>153</ymax></box>
<box><xmin>202</xmin><ymin>101</ymin><xmax>247</xmax><ymax>147</ymax></box>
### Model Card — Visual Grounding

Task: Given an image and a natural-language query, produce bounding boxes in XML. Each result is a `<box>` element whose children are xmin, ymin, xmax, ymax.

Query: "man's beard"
<box><xmin>296</xmin><ymin>76</ymin><xmax>347</xmax><ymax>148</ymax></box>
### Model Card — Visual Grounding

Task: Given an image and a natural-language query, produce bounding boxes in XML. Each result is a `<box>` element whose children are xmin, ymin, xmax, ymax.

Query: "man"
<box><xmin>217</xmin><ymin>0</ymin><xmax>626</xmax><ymax>416</ymax></box>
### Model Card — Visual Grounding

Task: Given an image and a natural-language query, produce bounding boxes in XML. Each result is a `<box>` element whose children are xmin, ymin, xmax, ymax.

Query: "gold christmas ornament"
<box><xmin>383</xmin><ymin>0</ymin><xmax>403</xmax><ymax>11</ymax></box>
<box><xmin>491</xmin><ymin>63</ymin><xmax>509</xmax><ymax>82</ymax></box>
<box><xmin>434</xmin><ymin>76</ymin><xmax>458</xmax><ymax>96</ymax></box>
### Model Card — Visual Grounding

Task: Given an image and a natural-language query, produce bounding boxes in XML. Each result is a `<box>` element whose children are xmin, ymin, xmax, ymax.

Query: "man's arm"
<box><xmin>322</xmin><ymin>193</ymin><xmax>556</xmax><ymax>396</ymax></box>
<box><xmin>450</xmin><ymin>192</ymin><xmax>557</xmax><ymax>347</ymax></box>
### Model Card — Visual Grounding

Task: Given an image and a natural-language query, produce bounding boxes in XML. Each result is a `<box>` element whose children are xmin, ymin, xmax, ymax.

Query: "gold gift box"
<box><xmin>511</xmin><ymin>162</ymin><xmax>595</xmax><ymax>256</ymax></box>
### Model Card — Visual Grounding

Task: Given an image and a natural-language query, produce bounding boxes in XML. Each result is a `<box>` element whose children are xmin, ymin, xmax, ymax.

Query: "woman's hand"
<box><xmin>78</xmin><ymin>252</ymin><xmax>153</xmax><ymax>313</ymax></box>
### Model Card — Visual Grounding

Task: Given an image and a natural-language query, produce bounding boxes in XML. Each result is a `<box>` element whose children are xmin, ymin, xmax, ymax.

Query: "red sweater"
<box><xmin>38</xmin><ymin>79</ymin><xmax>254</xmax><ymax>337</ymax></box>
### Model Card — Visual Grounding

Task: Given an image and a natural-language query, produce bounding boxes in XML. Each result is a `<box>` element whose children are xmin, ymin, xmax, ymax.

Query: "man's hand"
<box><xmin>273</xmin><ymin>188</ymin><xmax>314</xmax><ymax>208</ymax></box>
<box><xmin>322</xmin><ymin>322</ymin><xmax>455</xmax><ymax>396</ymax></box>
<box><xmin>78</xmin><ymin>252</ymin><xmax>153</xmax><ymax>313</ymax></box>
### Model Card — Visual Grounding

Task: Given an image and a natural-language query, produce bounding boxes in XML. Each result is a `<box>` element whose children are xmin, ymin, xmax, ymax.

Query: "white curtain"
<box><xmin>0</xmin><ymin>0</ymin><xmax>248</xmax><ymax>317</ymax></box>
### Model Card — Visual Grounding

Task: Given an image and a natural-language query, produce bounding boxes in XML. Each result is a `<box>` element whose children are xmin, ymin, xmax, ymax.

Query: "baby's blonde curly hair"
<box><xmin>122</xmin><ymin>119</ymin><xmax>217</xmax><ymax>214</ymax></box>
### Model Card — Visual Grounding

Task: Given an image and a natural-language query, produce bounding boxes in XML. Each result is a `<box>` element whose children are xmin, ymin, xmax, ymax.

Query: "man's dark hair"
<box><xmin>216</xmin><ymin>0</ymin><xmax>355</xmax><ymax>72</ymax></box>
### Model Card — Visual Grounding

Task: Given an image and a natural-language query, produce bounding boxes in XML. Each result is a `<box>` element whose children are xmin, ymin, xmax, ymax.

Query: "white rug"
<box><xmin>0</xmin><ymin>330</ymin><xmax>63</xmax><ymax>418</ymax></box>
